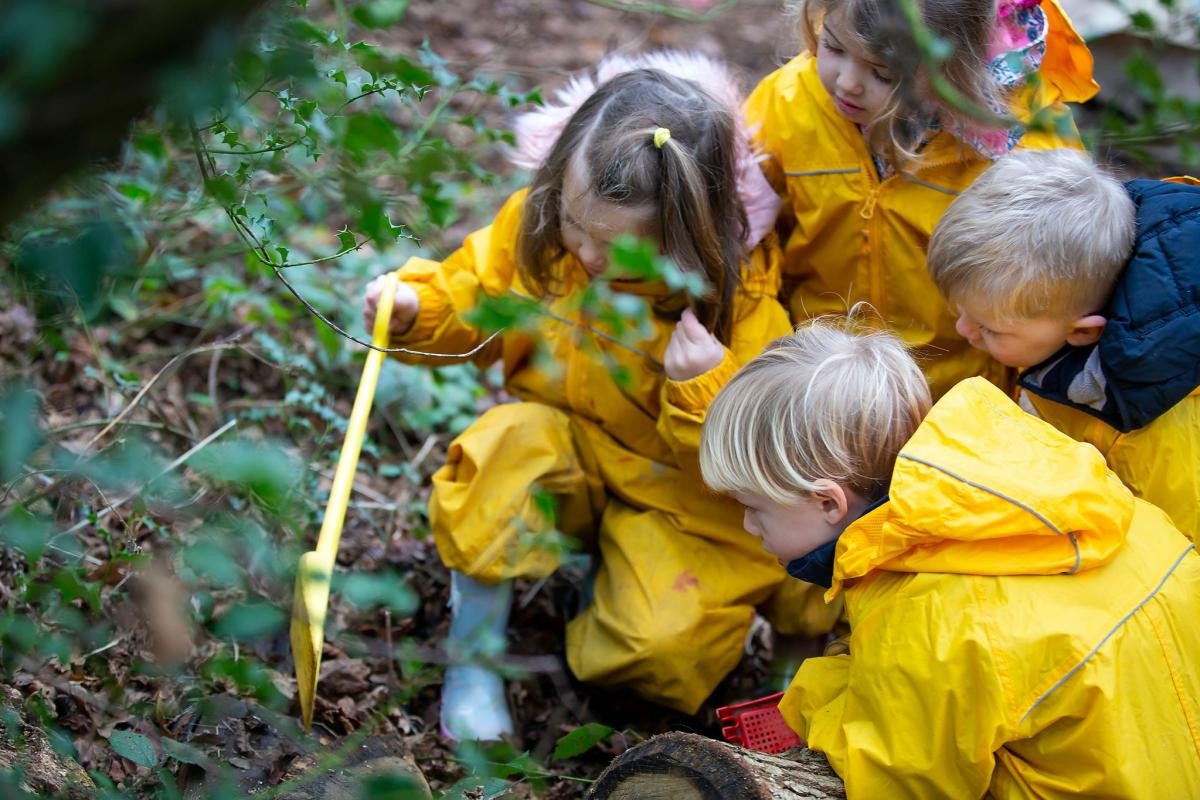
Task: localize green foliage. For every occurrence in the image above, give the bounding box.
[0,385,43,483]
[109,731,160,769]
[552,723,615,760]
[0,0,529,795]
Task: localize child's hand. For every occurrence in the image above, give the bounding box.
[363,274,420,341]
[664,308,726,381]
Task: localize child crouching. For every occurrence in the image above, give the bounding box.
[699,321,1200,798]
[927,148,1200,536]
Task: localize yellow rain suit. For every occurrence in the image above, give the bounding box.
[1023,390,1200,539]
[781,377,1200,798]
[386,190,812,713]
[744,0,1099,400]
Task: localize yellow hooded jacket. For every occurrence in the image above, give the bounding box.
[388,189,801,711]
[1023,388,1200,539]
[744,0,1099,400]
[782,378,1200,798]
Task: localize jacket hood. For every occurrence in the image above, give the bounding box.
[946,0,1099,158]
[509,50,781,250]
[1020,178,1200,432]
[831,378,1132,596]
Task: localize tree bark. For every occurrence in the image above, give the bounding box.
[0,685,95,800]
[588,731,845,800]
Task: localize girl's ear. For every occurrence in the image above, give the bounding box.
[812,479,852,526]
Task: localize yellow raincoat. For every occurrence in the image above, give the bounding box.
[386,189,811,712]
[744,0,1099,400]
[1023,389,1200,539]
[782,378,1200,798]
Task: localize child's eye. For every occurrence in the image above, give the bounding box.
[872,69,894,84]
[821,38,843,55]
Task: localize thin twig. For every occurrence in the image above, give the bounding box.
[409,434,439,471]
[208,348,223,424]
[83,339,245,451]
[315,468,392,505]
[60,419,238,538]
[583,0,746,21]
[44,419,196,441]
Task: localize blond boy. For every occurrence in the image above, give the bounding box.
[699,322,1200,798]
[928,148,1200,536]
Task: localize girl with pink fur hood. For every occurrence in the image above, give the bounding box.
[361,50,795,740]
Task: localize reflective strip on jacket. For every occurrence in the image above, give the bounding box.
[781,378,1200,798]
[743,0,1098,401]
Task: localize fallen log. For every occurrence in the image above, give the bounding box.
[588,731,845,799]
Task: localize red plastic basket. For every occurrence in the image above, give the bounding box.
[716,691,803,754]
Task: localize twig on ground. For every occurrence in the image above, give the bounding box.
[60,418,238,539]
[83,338,245,451]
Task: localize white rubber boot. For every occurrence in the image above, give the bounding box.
[439,571,514,741]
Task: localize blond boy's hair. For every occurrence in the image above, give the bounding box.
[927,149,1137,320]
[700,318,931,504]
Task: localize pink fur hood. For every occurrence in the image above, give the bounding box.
[510,50,781,251]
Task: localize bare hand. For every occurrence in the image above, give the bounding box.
[664,308,726,381]
[362,274,420,341]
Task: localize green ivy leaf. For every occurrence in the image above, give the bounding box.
[351,0,411,29]
[160,737,210,767]
[0,508,51,562]
[211,600,286,641]
[109,730,159,768]
[552,722,613,760]
[0,385,41,483]
[339,572,417,614]
[183,538,243,589]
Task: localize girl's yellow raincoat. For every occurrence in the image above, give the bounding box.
[782,378,1200,798]
[386,190,819,713]
[744,0,1099,400]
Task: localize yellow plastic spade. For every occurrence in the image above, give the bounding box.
[292,272,397,731]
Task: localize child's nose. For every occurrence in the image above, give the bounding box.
[579,239,606,274]
[837,65,864,95]
[955,312,977,339]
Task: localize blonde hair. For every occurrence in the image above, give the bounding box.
[700,317,931,504]
[927,149,1137,320]
[798,0,999,166]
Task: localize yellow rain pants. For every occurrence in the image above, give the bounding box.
[391,190,830,712]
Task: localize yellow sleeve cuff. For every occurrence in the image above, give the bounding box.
[664,349,739,413]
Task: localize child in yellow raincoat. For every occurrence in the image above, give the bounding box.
[699,322,1200,799]
[928,148,1200,537]
[745,0,1099,401]
[362,52,795,740]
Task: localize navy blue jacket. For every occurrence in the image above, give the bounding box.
[1020,179,1200,433]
